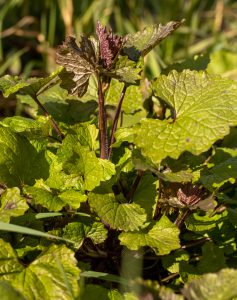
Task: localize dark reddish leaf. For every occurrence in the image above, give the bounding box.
[96,21,124,70]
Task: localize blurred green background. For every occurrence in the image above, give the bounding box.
[1,0,237,116]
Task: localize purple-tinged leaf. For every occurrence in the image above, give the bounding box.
[96,21,124,70]
[56,36,97,97]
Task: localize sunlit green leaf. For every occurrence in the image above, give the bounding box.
[0,188,28,223]
[62,221,107,248]
[89,193,146,231]
[119,216,180,255]
[0,239,80,300]
[59,140,115,191]
[24,179,86,211]
[130,70,237,164]
[104,56,142,84]
[1,116,51,138]
[0,68,63,98]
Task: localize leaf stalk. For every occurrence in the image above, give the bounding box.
[32,94,64,140]
[108,84,127,159]
[96,73,109,159]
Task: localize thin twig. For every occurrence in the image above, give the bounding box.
[153,179,162,220]
[174,209,191,229]
[161,272,179,283]
[32,94,64,140]
[182,237,211,249]
[96,73,108,159]
[128,170,144,201]
[108,84,127,159]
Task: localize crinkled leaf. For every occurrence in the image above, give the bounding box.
[123,20,183,61]
[58,190,87,206]
[105,79,143,114]
[24,184,64,211]
[1,116,51,138]
[24,180,87,211]
[56,36,97,97]
[58,69,90,98]
[104,56,142,84]
[0,238,23,279]
[0,188,28,223]
[89,193,146,231]
[68,123,99,151]
[86,221,108,244]
[0,126,49,187]
[96,21,123,70]
[62,221,107,248]
[0,239,80,300]
[45,152,84,191]
[131,70,237,164]
[59,140,115,191]
[119,215,180,255]
[182,268,237,300]
[0,68,63,98]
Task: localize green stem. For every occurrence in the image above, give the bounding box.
[97,73,108,159]
[108,84,127,159]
